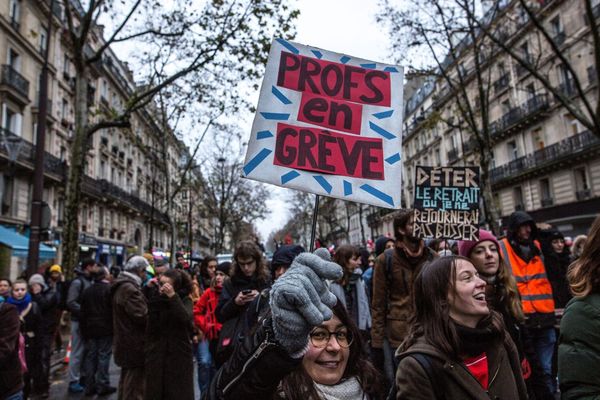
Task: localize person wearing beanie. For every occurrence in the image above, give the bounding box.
[499,211,557,395]
[460,229,554,400]
[374,236,394,257]
[270,244,305,280]
[539,227,572,309]
[29,273,60,398]
[193,263,228,395]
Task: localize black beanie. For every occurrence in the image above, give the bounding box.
[216,261,231,276]
[271,245,305,272]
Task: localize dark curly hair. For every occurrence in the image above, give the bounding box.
[162,269,192,298]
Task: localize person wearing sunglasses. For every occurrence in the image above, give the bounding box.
[207,249,383,400]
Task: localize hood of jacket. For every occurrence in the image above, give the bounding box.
[507,211,537,242]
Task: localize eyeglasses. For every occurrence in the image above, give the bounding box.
[309,329,353,348]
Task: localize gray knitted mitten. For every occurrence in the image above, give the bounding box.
[270,248,342,358]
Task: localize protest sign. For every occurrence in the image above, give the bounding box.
[243,39,404,208]
[413,166,481,241]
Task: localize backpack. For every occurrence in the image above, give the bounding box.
[386,353,445,400]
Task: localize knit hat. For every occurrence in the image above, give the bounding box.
[49,264,62,273]
[458,230,500,258]
[216,261,231,276]
[28,274,47,290]
[271,245,305,271]
[374,236,394,257]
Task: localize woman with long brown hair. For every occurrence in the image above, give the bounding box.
[394,256,527,399]
[558,215,600,399]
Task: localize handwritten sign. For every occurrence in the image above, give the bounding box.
[242,39,404,208]
[413,166,480,240]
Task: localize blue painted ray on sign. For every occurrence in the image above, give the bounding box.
[271,86,292,105]
[373,110,394,119]
[384,67,400,72]
[360,63,376,69]
[256,130,273,140]
[385,153,401,165]
[340,55,351,64]
[369,122,396,140]
[311,50,323,59]
[343,180,352,196]
[243,148,272,176]
[275,38,300,54]
[281,171,300,184]
[313,176,333,194]
[360,185,394,207]
[260,112,290,120]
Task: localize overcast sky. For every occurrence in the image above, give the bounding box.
[254,0,395,244]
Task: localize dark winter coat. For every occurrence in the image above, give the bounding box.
[31,284,60,335]
[558,293,600,399]
[80,280,113,339]
[0,302,23,399]
[144,293,194,400]
[539,235,572,309]
[371,246,436,349]
[111,271,147,368]
[19,300,43,360]
[66,271,93,321]
[395,335,528,399]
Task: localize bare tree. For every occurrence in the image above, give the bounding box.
[60,0,298,275]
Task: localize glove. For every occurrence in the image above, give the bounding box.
[270,248,343,358]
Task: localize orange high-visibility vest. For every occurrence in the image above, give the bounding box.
[499,238,555,315]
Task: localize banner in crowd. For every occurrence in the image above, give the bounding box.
[413,166,480,241]
[242,39,404,208]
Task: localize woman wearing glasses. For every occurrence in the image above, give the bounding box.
[207,249,383,399]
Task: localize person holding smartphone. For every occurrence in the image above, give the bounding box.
[214,241,271,366]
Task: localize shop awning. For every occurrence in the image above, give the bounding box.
[0,225,57,259]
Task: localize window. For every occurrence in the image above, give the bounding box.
[533,128,545,150]
[540,178,552,203]
[513,187,524,210]
[550,16,562,35]
[9,0,20,28]
[63,54,70,75]
[497,62,506,77]
[59,146,66,161]
[520,42,530,62]
[501,99,511,113]
[0,175,14,216]
[564,114,579,135]
[526,83,536,99]
[574,167,589,191]
[2,104,23,136]
[61,98,68,120]
[100,159,106,179]
[39,26,48,54]
[507,141,519,161]
[7,49,20,70]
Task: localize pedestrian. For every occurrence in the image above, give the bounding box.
[29,273,59,398]
[111,256,148,400]
[0,294,24,400]
[363,236,394,302]
[330,244,372,334]
[539,227,572,309]
[0,277,12,297]
[199,256,218,291]
[570,234,587,262]
[498,211,557,394]
[66,258,99,393]
[45,265,65,354]
[193,263,228,396]
[214,241,270,366]
[144,269,194,400]
[459,230,554,400]
[370,210,436,388]
[558,215,600,399]
[8,279,42,399]
[393,256,528,399]
[270,244,305,281]
[80,267,116,396]
[207,248,383,399]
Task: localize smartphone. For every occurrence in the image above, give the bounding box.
[242,289,252,295]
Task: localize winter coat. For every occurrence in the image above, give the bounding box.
[371,246,436,349]
[31,284,60,335]
[66,271,93,321]
[144,292,194,400]
[330,270,371,331]
[111,271,147,368]
[0,302,23,399]
[539,241,572,309]
[18,300,42,359]
[558,293,600,399]
[80,280,113,339]
[395,335,528,399]
[194,287,222,340]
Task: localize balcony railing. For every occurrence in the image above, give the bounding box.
[489,94,549,137]
[1,128,67,177]
[490,130,600,185]
[1,65,30,99]
[541,197,554,207]
[576,189,592,201]
[493,74,510,94]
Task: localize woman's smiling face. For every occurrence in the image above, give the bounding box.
[448,259,489,328]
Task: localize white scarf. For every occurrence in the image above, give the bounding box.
[314,377,366,400]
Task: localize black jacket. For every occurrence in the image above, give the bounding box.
[539,229,572,309]
[31,285,60,334]
[80,280,113,339]
[0,302,23,399]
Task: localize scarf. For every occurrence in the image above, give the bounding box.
[397,239,425,263]
[453,317,500,357]
[314,377,366,400]
[7,293,32,314]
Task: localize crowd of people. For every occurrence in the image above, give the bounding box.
[0,208,599,400]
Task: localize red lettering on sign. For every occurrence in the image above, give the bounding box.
[274,123,384,180]
[277,52,391,107]
[298,92,363,135]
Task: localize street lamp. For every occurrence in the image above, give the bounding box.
[2,134,24,163]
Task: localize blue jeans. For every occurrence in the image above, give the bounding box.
[82,336,113,391]
[68,320,84,384]
[529,326,557,393]
[196,339,214,395]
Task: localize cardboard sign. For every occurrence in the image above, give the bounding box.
[413,166,480,241]
[242,39,404,208]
